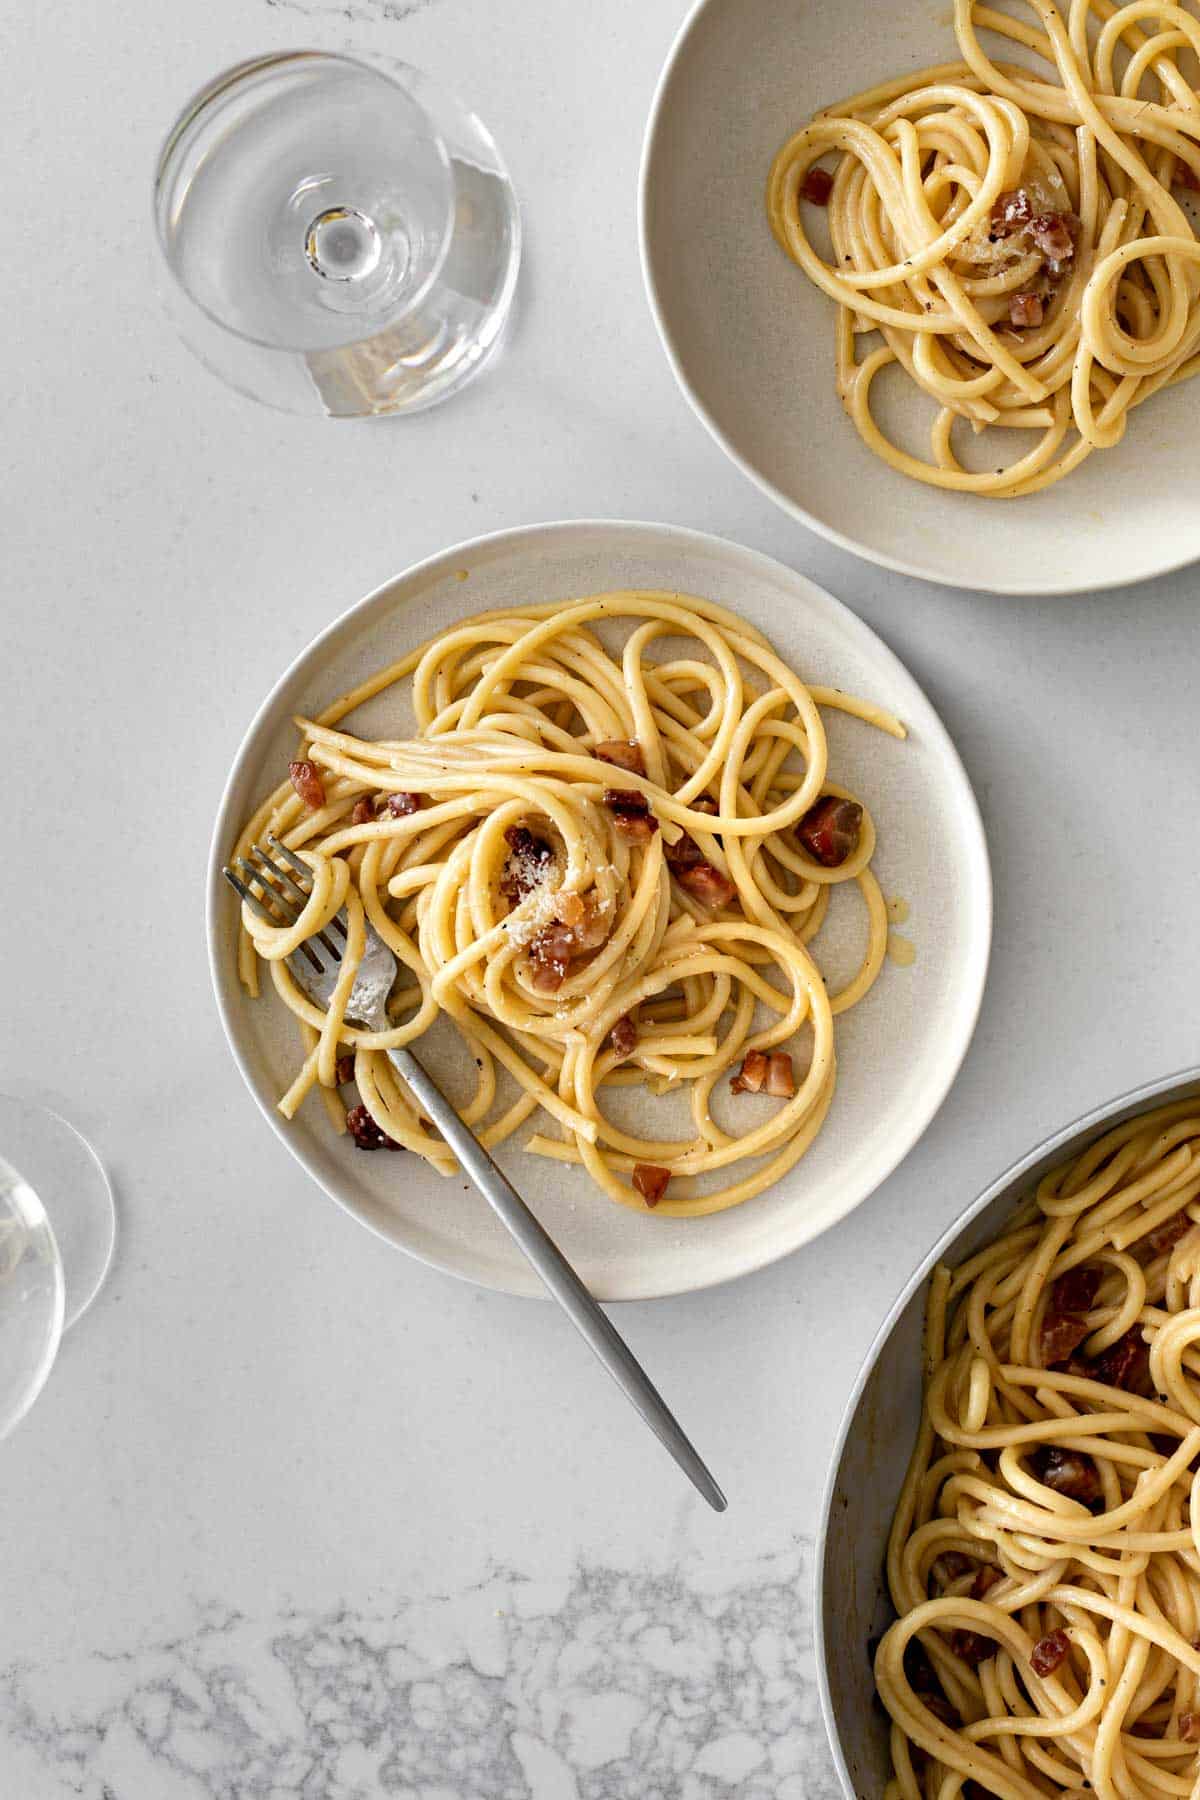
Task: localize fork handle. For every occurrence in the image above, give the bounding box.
[386,1045,727,1513]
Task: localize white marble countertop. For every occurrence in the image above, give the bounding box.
[4,1,1199,1795]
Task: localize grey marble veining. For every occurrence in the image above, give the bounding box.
[262,0,436,21]
[0,1548,838,1800]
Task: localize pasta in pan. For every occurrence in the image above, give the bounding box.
[230,591,905,1217]
[876,1098,1200,1798]
[767,0,1200,496]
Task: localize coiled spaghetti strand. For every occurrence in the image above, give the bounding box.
[878,1100,1200,1793]
[768,0,1200,495]
[232,592,905,1215]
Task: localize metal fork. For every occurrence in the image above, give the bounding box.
[225,835,727,1512]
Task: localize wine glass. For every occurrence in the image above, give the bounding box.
[0,1097,116,1439]
[153,50,522,416]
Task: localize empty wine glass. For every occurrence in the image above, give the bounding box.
[0,1097,116,1439]
[154,50,522,416]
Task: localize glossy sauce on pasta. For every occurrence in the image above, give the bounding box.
[877,1098,1200,1798]
[768,0,1200,496]
[231,591,905,1217]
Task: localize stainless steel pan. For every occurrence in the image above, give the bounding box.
[814,1065,1200,1797]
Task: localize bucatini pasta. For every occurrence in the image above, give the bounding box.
[230,590,906,1217]
[768,0,1200,495]
[876,1098,1200,1798]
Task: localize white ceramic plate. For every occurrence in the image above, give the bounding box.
[207,520,991,1299]
[640,0,1200,595]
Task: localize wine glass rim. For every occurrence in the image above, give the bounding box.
[151,48,461,357]
[0,1094,116,1331]
[0,1143,66,1437]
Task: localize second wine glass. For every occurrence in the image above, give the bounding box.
[154,51,522,417]
[0,1097,116,1439]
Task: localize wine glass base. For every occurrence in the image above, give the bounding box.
[0,1097,116,1330]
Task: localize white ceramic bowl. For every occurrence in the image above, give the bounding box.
[640,0,1200,595]
[207,520,991,1300]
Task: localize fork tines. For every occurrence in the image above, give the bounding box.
[222,835,346,968]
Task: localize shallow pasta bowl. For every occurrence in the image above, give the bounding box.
[640,0,1200,594]
[207,519,990,1301]
[815,1062,1200,1795]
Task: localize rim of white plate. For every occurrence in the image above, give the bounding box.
[207,518,992,1300]
[637,0,1200,598]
